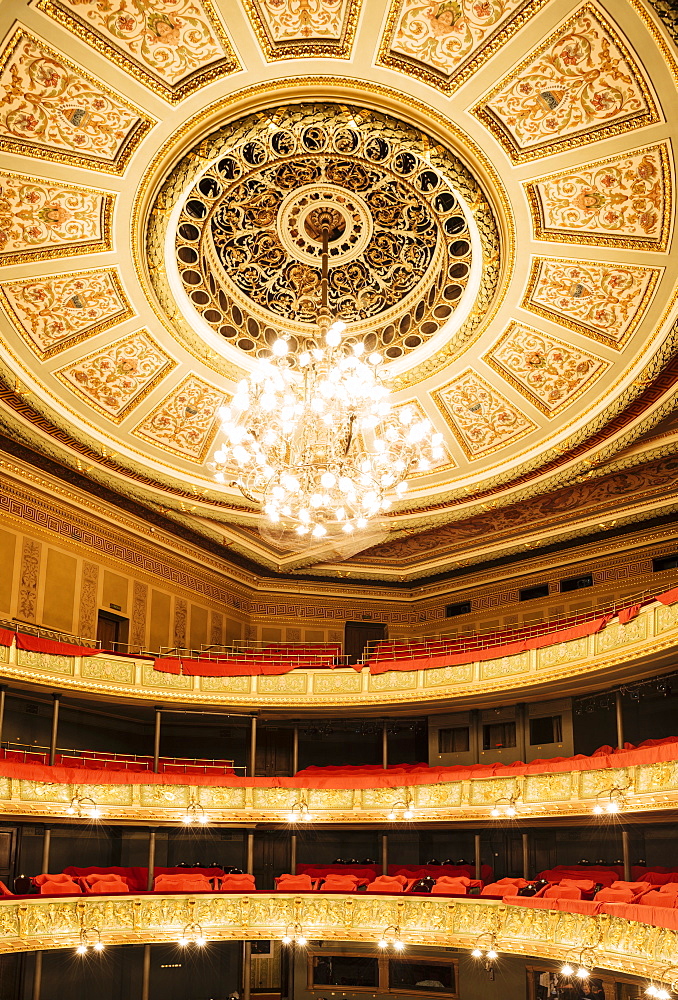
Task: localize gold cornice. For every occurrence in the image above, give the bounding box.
[0,892,672,983]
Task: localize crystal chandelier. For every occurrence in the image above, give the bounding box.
[209,208,443,548]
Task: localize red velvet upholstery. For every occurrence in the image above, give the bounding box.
[559,879,596,891]
[431,878,470,895]
[34,873,81,895]
[0,880,14,896]
[83,874,129,893]
[481,879,526,896]
[220,875,256,892]
[595,887,635,903]
[658,883,678,895]
[366,876,407,893]
[319,876,360,892]
[638,890,678,907]
[544,885,582,900]
[275,874,313,891]
[153,874,212,892]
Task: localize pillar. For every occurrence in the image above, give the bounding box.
[48,694,60,766]
[522,832,530,880]
[615,690,625,750]
[290,833,297,875]
[141,944,151,1000]
[246,832,254,875]
[153,708,161,773]
[243,942,252,1000]
[0,685,7,748]
[381,833,388,876]
[382,722,388,770]
[249,716,257,777]
[32,953,42,1000]
[474,833,481,880]
[146,830,156,891]
[40,828,51,874]
[622,829,631,882]
[292,726,298,776]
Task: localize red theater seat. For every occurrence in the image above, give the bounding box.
[34,873,82,895]
[153,874,212,893]
[82,874,129,894]
[319,876,360,892]
[275,874,313,891]
[594,887,635,903]
[431,877,471,895]
[481,879,526,897]
[544,885,581,900]
[639,890,678,907]
[220,875,256,892]
[366,876,407,893]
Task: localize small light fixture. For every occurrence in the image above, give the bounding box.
[67,791,101,820]
[75,928,104,955]
[645,965,678,1000]
[282,923,307,946]
[471,934,498,966]
[591,781,631,816]
[560,944,599,982]
[182,799,208,826]
[377,926,404,951]
[177,922,207,947]
[286,800,313,824]
[490,792,519,818]
[387,793,414,822]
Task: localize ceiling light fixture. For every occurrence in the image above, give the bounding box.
[182,799,209,825]
[282,922,307,947]
[178,922,207,947]
[591,781,631,816]
[387,793,415,822]
[490,792,519,818]
[286,799,313,824]
[209,208,442,549]
[75,927,104,956]
[378,925,404,950]
[67,791,101,820]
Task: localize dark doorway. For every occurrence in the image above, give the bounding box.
[96,610,129,652]
[344,621,387,665]
[256,725,293,776]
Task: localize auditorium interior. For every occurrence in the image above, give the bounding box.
[0,0,677,996]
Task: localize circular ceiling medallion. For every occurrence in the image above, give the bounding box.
[148,102,500,367]
[277,184,373,267]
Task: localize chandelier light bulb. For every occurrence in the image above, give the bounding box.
[403,808,414,820]
[471,948,483,958]
[486,950,498,961]
[76,943,88,956]
[606,801,619,813]
[646,988,659,998]
[296,936,308,947]
[182,814,193,825]
[195,936,207,947]
[378,939,388,949]
[491,808,500,817]
[576,967,590,979]
[592,804,603,815]
[282,935,292,945]
[506,806,516,817]
[198,813,209,825]
[657,989,672,1000]
[178,937,189,947]
[560,964,574,977]
[93,941,104,953]
[393,940,405,952]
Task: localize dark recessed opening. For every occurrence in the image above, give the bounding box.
[483,721,516,750]
[445,601,471,618]
[560,574,593,592]
[529,715,563,745]
[653,554,678,572]
[438,726,470,754]
[520,583,550,601]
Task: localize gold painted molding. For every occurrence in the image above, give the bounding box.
[3,746,678,824]
[1,600,677,709]
[0,892,671,983]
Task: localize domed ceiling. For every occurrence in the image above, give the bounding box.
[0,0,676,581]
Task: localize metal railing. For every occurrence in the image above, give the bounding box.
[362,587,658,662]
[0,742,246,775]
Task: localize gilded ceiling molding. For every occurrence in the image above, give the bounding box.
[35,0,240,104]
[473,3,660,164]
[0,892,671,983]
[240,0,362,60]
[377,0,549,95]
[524,142,673,251]
[0,171,113,266]
[0,26,154,173]
[0,268,134,361]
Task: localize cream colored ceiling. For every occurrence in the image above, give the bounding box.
[0,0,676,579]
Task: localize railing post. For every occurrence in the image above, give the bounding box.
[382,721,388,770]
[246,832,254,875]
[146,829,156,891]
[290,833,297,875]
[153,708,161,773]
[243,942,252,1000]
[381,833,388,875]
[48,694,60,766]
[474,833,481,880]
[522,832,530,880]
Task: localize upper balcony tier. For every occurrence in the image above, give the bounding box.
[1,588,677,709]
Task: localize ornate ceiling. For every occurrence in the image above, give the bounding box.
[0,0,676,582]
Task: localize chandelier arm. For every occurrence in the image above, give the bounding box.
[231,481,259,504]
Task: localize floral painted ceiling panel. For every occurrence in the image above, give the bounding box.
[0,171,112,265]
[0,268,132,360]
[242,0,361,59]
[36,0,239,102]
[434,369,537,459]
[526,144,671,250]
[0,27,152,171]
[54,329,176,421]
[132,374,226,461]
[484,321,609,416]
[474,3,659,162]
[523,257,661,349]
[380,0,547,91]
